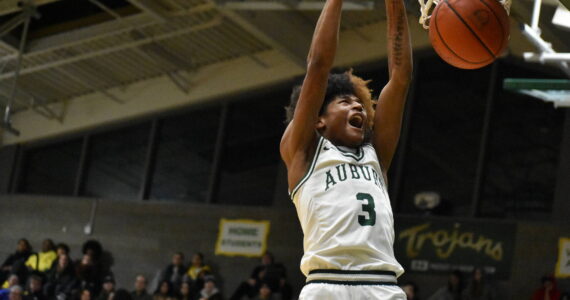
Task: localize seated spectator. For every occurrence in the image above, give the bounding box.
[80,289,93,300]
[160,253,186,291]
[0,275,19,300]
[50,244,71,270]
[186,253,211,294]
[131,275,152,300]
[532,275,561,300]
[76,254,102,297]
[230,252,291,300]
[1,240,33,286]
[401,281,420,300]
[186,253,211,282]
[96,276,115,300]
[25,240,57,276]
[8,286,23,300]
[24,275,46,300]
[152,281,176,300]
[428,270,463,300]
[178,282,192,300]
[253,283,275,300]
[81,240,113,285]
[44,254,78,300]
[198,276,221,300]
[462,268,496,300]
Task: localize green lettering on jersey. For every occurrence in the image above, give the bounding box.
[356,192,376,226]
[360,165,372,181]
[349,164,360,179]
[336,164,347,181]
[325,170,337,191]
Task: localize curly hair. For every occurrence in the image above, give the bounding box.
[285,69,376,130]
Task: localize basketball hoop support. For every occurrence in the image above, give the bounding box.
[520,0,570,78]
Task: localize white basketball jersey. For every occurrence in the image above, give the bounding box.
[291,136,404,277]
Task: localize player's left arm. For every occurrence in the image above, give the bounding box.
[373,0,413,177]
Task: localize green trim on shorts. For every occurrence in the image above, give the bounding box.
[306,280,398,286]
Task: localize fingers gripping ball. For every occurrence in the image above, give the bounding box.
[429,0,510,69]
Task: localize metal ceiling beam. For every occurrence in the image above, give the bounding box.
[0,17,221,81]
[0,4,214,62]
[221,1,375,10]
[219,9,309,68]
[126,0,169,22]
[0,0,60,17]
[89,0,195,93]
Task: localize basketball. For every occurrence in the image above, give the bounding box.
[429,0,510,69]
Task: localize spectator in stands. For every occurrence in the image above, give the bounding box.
[96,276,115,300]
[428,270,464,300]
[198,276,221,300]
[178,281,192,300]
[80,289,93,300]
[230,252,291,300]
[152,281,176,300]
[161,253,186,291]
[24,275,46,300]
[1,239,33,285]
[463,268,496,300]
[0,275,19,300]
[131,275,151,300]
[252,283,274,300]
[531,275,561,300]
[81,240,113,284]
[56,245,70,258]
[401,281,420,300]
[50,244,71,272]
[25,239,57,276]
[186,253,211,295]
[8,286,23,300]
[44,254,78,300]
[76,254,101,297]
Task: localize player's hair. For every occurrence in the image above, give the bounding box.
[285,69,375,130]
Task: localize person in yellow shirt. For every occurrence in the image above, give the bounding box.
[25,239,57,274]
[186,253,211,282]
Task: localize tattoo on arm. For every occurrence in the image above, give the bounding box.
[391,0,405,66]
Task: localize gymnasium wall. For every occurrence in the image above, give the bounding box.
[2,190,570,299]
[0,179,307,297]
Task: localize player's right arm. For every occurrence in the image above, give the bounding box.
[280,0,343,190]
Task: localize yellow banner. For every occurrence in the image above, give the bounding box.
[556,237,570,278]
[215,218,270,257]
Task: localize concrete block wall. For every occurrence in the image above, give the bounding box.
[0,195,305,297]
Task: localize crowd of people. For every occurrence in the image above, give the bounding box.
[0,239,292,300]
[2,238,568,300]
[401,268,569,300]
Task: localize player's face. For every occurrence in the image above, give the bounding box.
[317,94,367,148]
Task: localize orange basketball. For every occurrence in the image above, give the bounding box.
[429,0,510,69]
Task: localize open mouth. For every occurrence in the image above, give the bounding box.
[348,114,364,129]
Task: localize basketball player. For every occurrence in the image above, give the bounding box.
[279,0,412,297]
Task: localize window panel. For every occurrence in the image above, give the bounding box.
[19,139,82,196]
[150,107,221,202]
[83,123,150,200]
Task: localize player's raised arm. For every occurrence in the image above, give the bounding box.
[280,0,343,169]
[373,0,413,174]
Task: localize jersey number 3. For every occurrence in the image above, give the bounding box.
[356,192,376,226]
